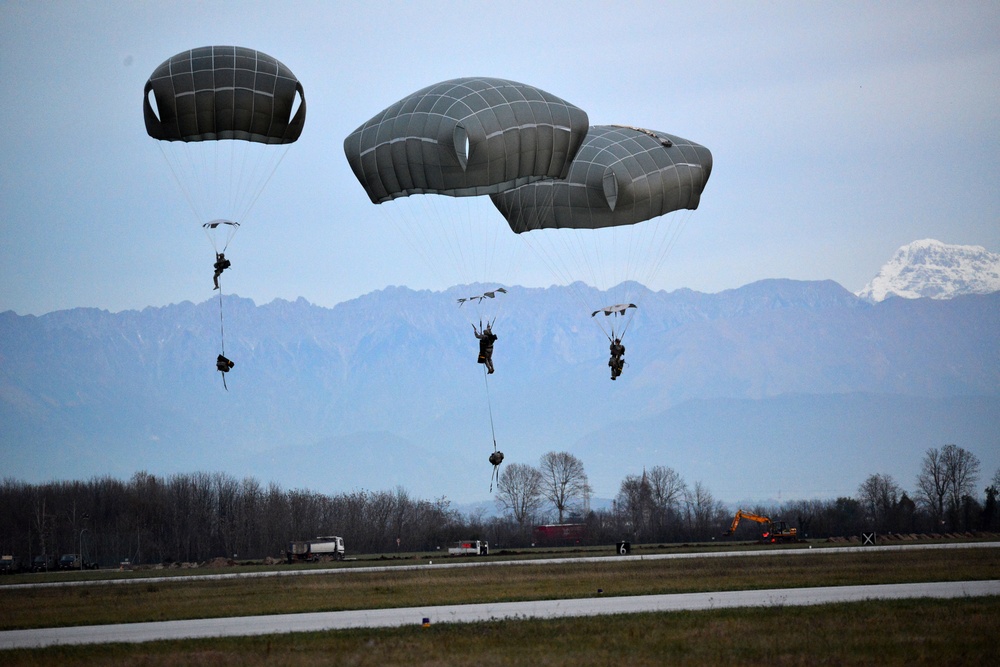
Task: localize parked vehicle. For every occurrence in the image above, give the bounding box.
[0,555,22,574]
[58,553,98,570]
[59,553,81,570]
[32,554,54,572]
[448,540,488,556]
[287,536,345,563]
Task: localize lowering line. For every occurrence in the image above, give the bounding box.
[483,365,504,491]
[218,278,229,391]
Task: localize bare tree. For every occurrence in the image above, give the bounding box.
[682,481,726,539]
[941,444,981,514]
[917,444,982,531]
[261,481,290,558]
[232,476,263,558]
[495,463,544,526]
[389,487,414,551]
[616,473,653,541]
[857,473,902,532]
[538,451,589,523]
[646,466,687,539]
[213,472,241,559]
[32,494,53,561]
[985,480,999,532]
[915,447,948,528]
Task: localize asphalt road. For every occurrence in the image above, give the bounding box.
[2,579,998,649]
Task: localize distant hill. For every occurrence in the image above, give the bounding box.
[1,280,998,504]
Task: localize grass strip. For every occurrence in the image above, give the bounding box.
[1,547,996,630]
[2,597,998,666]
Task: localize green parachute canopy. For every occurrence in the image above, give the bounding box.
[343,77,590,204]
[142,46,307,232]
[144,45,306,144]
[491,125,712,232]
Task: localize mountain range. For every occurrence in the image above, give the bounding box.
[1,241,998,505]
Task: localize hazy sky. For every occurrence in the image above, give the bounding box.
[2,1,999,316]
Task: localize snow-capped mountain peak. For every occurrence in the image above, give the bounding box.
[857,239,1000,302]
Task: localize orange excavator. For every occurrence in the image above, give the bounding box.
[724,509,799,544]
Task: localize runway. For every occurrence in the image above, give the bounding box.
[5,540,998,591]
[3,542,998,649]
[2,579,998,649]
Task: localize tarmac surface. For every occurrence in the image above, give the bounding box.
[2,580,998,649]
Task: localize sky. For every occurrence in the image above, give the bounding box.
[2,1,999,317]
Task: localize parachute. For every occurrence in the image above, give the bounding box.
[144,45,305,144]
[592,303,637,318]
[344,76,589,204]
[202,219,240,254]
[457,287,507,306]
[144,45,306,234]
[343,76,589,326]
[492,125,712,232]
[145,46,306,387]
[491,124,712,347]
[344,77,588,471]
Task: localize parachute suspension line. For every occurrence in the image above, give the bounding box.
[615,312,636,343]
[514,187,622,342]
[447,194,520,304]
[482,363,498,453]
[218,281,229,391]
[521,230,590,300]
[631,208,691,299]
[218,287,226,356]
[470,195,516,326]
[644,208,693,288]
[203,223,239,254]
[158,138,292,235]
[220,229,235,254]
[157,141,204,225]
[601,208,689,344]
[233,143,293,226]
[379,194,514,328]
[482,364,503,491]
[581,210,689,342]
[378,199,435,284]
[379,194,466,289]
[513,175,693,336]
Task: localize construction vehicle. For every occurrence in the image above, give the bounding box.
[724,509,799,544]
[286,536,345,563]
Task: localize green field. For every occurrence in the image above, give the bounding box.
[2,543,998,665]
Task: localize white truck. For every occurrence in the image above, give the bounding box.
[287,536,345,562]
[448,540,488,556]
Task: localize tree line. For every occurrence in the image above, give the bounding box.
[1,446,996,567]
